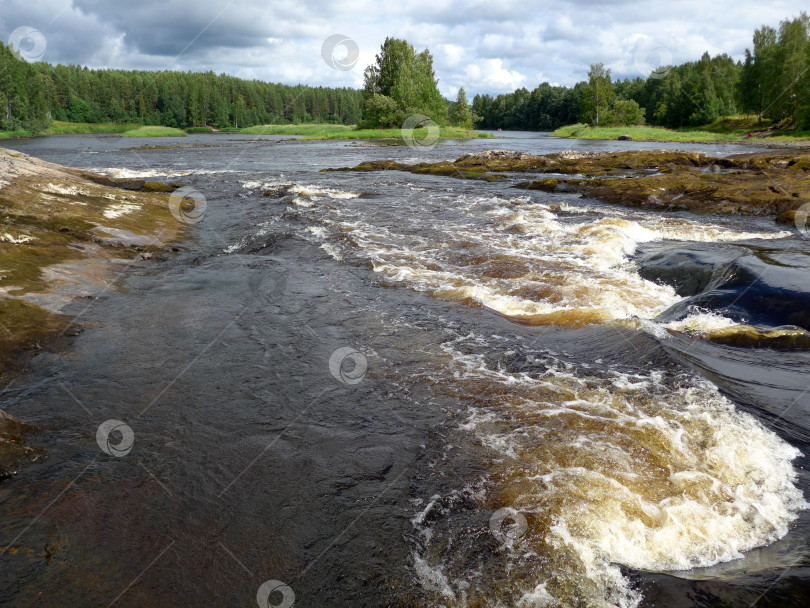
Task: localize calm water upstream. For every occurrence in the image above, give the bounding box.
[1,133,810,608]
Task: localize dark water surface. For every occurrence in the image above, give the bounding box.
[1,133,809,608]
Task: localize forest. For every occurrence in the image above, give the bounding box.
[475,12,809,131]
[0,41,364,132]
[0,12,807,134]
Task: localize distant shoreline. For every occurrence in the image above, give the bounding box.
[1,121,495,142]
[552,123,810,147]
[5,121,808,148]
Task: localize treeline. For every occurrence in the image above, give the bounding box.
[476,12,809,131]
[472,83,582,130]
[738,14,810,126]
[0,40,363,132]
[0,42,52,132]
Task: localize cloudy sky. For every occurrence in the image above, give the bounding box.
[0,0,801,97]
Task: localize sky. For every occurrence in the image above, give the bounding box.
[0,0,802,97]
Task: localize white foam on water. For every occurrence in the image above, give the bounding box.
[289,184,360,199]
[412,554,457,600]
[417,338,808,607]
[303,192,792,327]
[517,583,557,607]
[188,168,244,175]
[241,179,267,189]
[320,242,344,261]
[292,196,315,207]
[241,179,359,199]
[664,311,740,333]
[98,168,191,178]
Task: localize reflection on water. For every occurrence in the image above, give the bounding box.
[0,134,809,608]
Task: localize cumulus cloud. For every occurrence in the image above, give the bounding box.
[0,0,802,96]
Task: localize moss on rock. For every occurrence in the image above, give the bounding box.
[328,148,810,219]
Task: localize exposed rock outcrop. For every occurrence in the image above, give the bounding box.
[0,147,189,476]
[327,149,810,217]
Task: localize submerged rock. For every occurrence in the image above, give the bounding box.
[0,147,188,473]
[329,148,810,219]
[0,409,45,479]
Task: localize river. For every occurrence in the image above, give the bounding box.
[1,132,809,607]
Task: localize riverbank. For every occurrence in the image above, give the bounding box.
[0,148,189,475]
[553,124,740,142]
[1,122,492,141]
[121,126,188,137]
[240,123,493,140]
[0,121,142,139]
[553,123,810,146]
[328,148,810,218]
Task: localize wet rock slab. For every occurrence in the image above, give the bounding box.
[0,147,188,471]
[328,149,810,217]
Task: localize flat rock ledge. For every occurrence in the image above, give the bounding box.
[0,147,189,476]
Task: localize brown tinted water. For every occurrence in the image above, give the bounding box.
[1,133,809,608]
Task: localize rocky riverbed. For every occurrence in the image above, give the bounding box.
[328,148,810,219]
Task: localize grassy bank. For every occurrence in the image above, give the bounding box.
[3,122,162,138]
[121,126,188,137]
[554,124,741,142]
[768,131,810,141]
[0,129,32,139]
[240,123,492,140]
[240,124,355,137]
[49,120,142,134]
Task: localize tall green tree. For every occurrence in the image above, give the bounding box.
[362,37,447,127]
[450,87,473,128]
[773,13,809,122]
[580,63,613,126]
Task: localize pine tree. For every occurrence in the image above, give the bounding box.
[450,87,473,128]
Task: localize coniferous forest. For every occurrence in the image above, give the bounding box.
[1,12,808,134]
[0,41,363,132]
